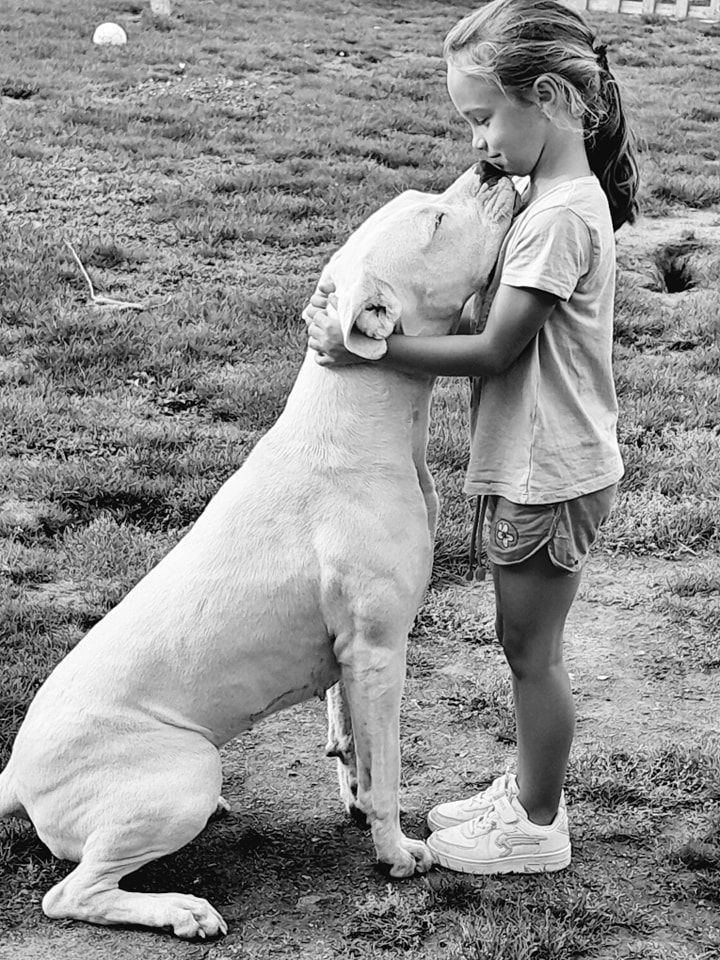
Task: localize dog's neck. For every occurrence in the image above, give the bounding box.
[265,352,435,468]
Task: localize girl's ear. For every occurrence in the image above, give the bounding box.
[531,75,562,117]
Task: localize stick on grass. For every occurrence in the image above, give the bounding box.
[63,239,160,311]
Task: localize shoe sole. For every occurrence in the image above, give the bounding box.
[427,840,572,875]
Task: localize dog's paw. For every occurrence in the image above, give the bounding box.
[386,837,434,878]
[165,895,228,939]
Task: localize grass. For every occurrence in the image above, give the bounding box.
[441,676,517,744]
[653,560,720,672]
[344,885,436,952]
[447,884,650,960]
[1,0,719,956]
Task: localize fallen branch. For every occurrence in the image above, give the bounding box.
[63,239,168,311]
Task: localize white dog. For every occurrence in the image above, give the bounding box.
[0,165,515,938]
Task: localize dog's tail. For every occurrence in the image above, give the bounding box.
[0,766,26,821]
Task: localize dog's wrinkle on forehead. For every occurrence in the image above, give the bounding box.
[335,227,419,277]
[375,204,435,234]
[406,207,442,237]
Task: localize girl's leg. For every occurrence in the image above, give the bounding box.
[493,546,581,825]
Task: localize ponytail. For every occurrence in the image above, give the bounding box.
[585,55,640,231]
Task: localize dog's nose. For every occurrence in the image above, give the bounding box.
[475,159,505,186]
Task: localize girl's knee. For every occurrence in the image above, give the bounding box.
[500,628,565,679]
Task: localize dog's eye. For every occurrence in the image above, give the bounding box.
[434,212,446,231]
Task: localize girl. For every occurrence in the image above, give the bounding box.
[304,0,639,875]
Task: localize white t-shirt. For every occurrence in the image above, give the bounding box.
[464,175,624,504]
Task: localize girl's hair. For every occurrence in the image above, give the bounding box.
[444,0,639,231]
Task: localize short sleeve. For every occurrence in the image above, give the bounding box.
[500,206,593,301]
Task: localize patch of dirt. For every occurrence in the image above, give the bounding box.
[569,556,720,747]
[2,552,717,959]
[615,208,720,294]
[617,209,720,250]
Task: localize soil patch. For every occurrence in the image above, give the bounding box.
[1,552,718,959]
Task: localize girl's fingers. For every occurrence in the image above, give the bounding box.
[302,293,331,325]
[307,323,326,353]
[303,301,330,324]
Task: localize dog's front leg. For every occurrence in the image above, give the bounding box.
[335,636,432,877]
[412,396,440,540]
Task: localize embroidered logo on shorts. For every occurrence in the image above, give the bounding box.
[494,519,519,550]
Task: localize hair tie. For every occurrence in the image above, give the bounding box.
[593,42,609,73]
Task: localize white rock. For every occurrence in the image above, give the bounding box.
[92,22,127,45]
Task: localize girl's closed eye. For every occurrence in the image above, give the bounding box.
[465,112,489,127]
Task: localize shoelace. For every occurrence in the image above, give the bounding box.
[462,793,517,838]
[463,807,500,838]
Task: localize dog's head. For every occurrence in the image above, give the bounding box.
[322,165,517,360]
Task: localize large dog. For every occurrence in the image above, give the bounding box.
[0,166,515,938]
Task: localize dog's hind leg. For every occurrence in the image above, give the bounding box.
[335,633,433,878]
[41,738,226,938]
[325,682,365,827]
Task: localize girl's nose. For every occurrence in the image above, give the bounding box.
[472,130,487,151]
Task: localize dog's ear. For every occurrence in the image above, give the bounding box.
[337,275,402,360]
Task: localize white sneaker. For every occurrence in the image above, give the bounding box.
[427,793,571,875]
[427,772,518,832]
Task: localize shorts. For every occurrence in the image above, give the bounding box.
[483,484,618,573]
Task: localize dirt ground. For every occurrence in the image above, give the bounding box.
[1,550,717,960]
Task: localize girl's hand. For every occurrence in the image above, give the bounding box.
[307,298,363,366]
[303,279,365,367]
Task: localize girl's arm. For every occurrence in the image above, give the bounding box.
[306,284,559,377]
[381,284,559,377]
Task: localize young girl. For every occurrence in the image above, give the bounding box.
[304,0,639,874]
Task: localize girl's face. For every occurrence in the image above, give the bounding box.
[447,65,549,178]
